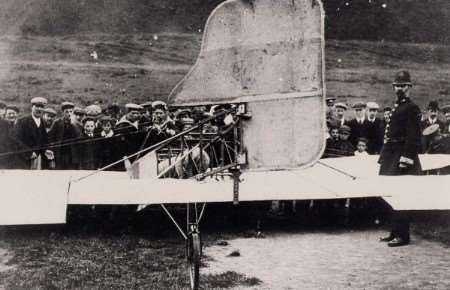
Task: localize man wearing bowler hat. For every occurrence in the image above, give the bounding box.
[378,70,422,247]
[11,97,54,169]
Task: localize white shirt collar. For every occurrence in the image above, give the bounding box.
[368,116,376,122]
[32,114,41,127]
[356,117,365,123]
[101,130,114,138]
[428,116,437,124]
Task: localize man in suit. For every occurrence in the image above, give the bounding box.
[10,97,54,169]
[115,103,144,167]
[347,102,370,147]
[49,102,81,169]
[333,102,348,127]
[365,102,384,154]
[378,70,422,247]
[421,101,444,131]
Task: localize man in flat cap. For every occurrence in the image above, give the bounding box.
[379,70,422,247]
[139,101,153,128]
[421,101,444,131]
[4,105,19,125]
[333,102,348,127]
[10,97,54,169]
[365,102,384,154]
[147,100,176,143]
[347,102,369,147]
[42,107,57,133]
[48,102,81,170]
[115,103,144,168]
[0,105,19,168]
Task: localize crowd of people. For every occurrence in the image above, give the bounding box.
[323,98,450,159]
[0,98,225,171]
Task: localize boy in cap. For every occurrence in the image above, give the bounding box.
[10,97,54,169]
[75,116,98,170]
[365,102,384,154]
[322,120,341,158]
[97,115,119,169]
[336,125,355,157]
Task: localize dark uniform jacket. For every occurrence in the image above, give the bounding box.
[10,115,50,169]
[48,118,81,169]
[366,118,384,154]
[378,98,422,175]
[346,118,370,147]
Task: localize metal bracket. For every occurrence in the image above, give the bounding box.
[236,103,252,118]
[229,167,241,205]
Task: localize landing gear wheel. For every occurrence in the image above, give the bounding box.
[187,231,201,290]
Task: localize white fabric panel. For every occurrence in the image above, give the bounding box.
[0,170,69,225]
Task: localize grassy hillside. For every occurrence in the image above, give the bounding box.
[1,34,450,112]
[2,0,450,44]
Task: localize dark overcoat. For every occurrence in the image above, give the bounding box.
[10,115,49,169]
[378,98,422,176]
[346,118,370,147]
[48,118,81,169]
[366,118,384,154]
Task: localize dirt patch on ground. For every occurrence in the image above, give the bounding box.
[204,229,450,290]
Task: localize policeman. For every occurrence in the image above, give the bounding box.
[378,70,422,247]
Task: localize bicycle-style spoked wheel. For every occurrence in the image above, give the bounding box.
[187,231,201,290]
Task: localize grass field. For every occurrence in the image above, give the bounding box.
[1,34,450,112]
[1,33,450,288]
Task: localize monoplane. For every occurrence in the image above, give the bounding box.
[1,1,450,289]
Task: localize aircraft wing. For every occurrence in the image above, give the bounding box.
[1,154,450,225]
